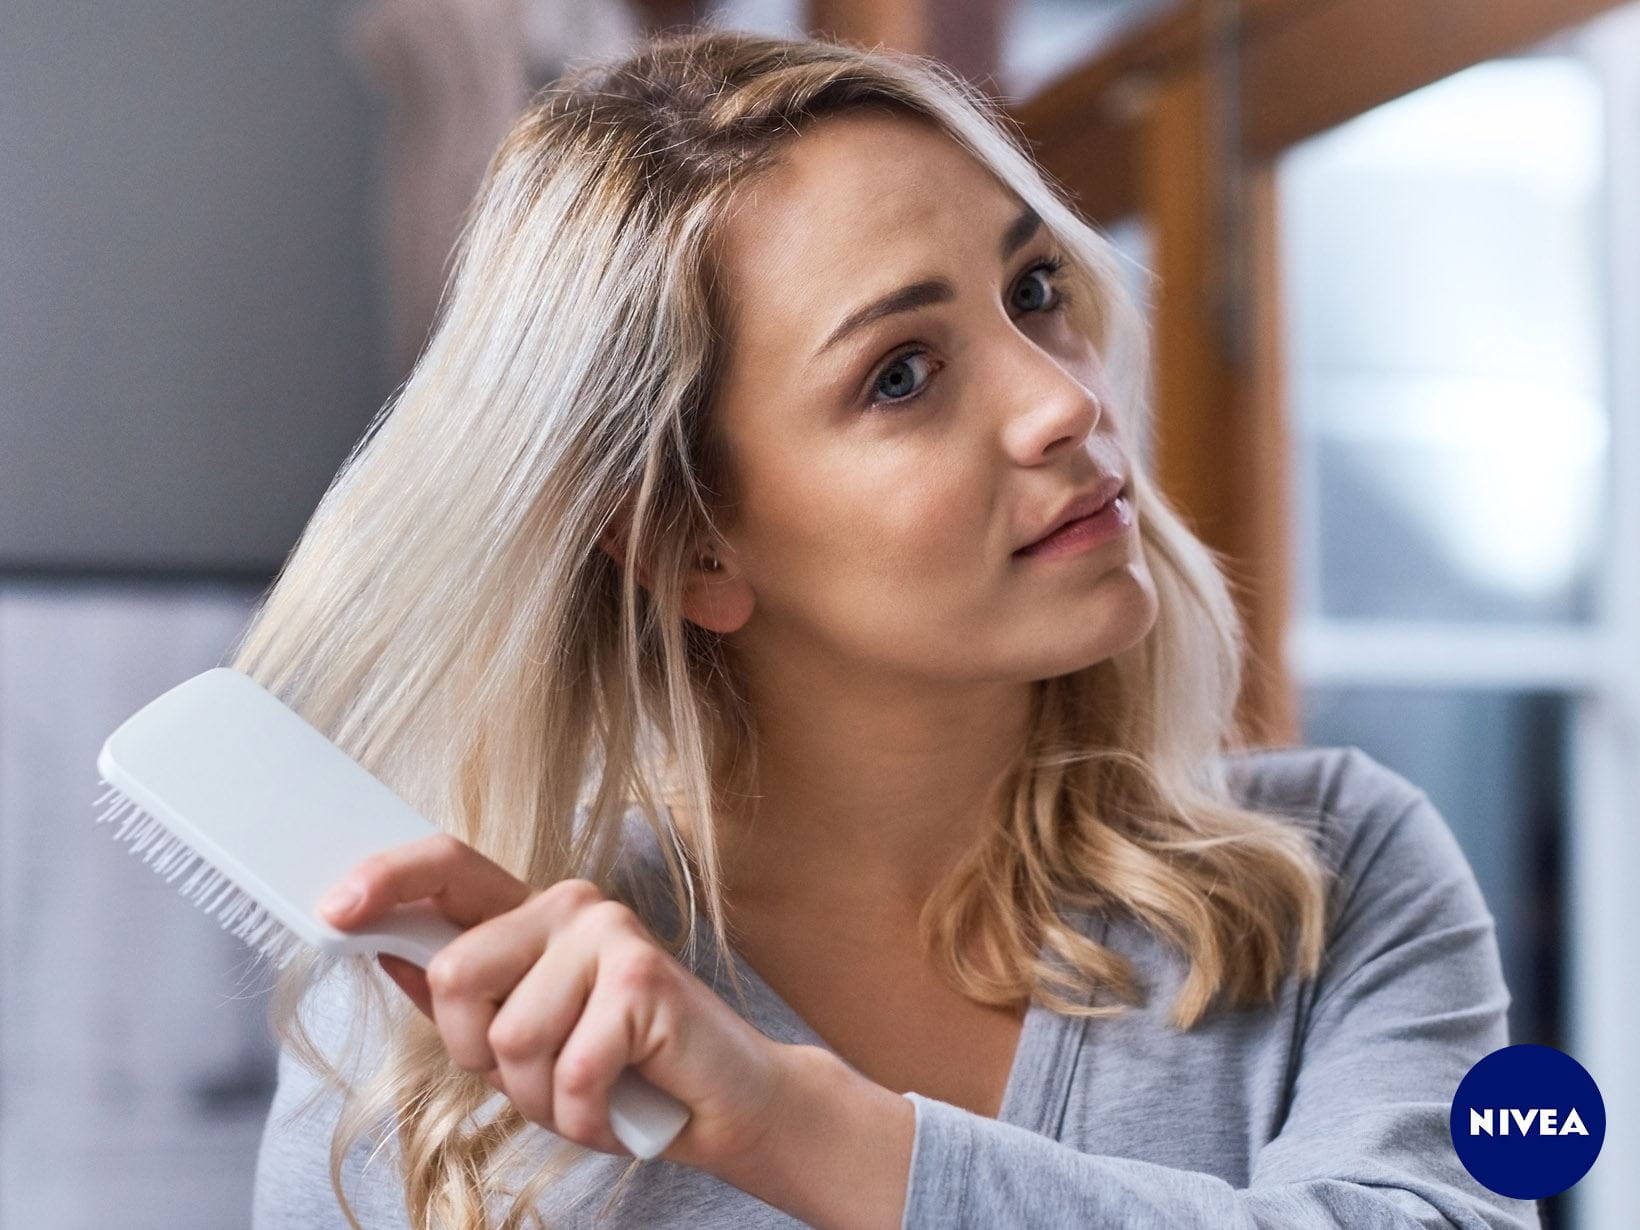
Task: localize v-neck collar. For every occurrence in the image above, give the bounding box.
[694,902,1109,1139]
[616,811,1110,1137]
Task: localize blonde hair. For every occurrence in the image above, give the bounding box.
[230,24,1331,1229]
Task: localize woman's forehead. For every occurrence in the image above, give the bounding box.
[714,113,1027,355]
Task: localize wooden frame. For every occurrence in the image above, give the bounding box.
[1010,0,1633,225]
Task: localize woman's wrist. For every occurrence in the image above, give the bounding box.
[707,1043,914,1230]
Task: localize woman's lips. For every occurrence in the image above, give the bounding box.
[1014,489,1132,560]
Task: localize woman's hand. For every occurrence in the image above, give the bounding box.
[316,833,807,1174]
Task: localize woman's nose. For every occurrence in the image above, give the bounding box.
[994,342,1104,462]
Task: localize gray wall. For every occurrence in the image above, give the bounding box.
[0,1,391,574]
[0,3,395,1224]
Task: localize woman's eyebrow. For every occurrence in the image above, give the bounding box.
[999,205,1043,263]
[811,204,1044,362]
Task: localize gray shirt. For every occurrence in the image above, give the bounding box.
[252,744,1544,1228]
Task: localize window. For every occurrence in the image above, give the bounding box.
[1279,16,1640,1226]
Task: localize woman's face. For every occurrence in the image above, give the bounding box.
[698,109,1158,688]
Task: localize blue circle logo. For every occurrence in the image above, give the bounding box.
[1450,1044,1604,1200]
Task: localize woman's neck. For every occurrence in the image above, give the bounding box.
[708,687,1033,915]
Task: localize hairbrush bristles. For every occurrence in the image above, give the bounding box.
[93,778,307,969]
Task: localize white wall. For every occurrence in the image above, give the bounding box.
[0,580,274,1227]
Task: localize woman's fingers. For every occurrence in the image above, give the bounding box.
[423,915,552,1072]
[419,879,615,1070]
[380,949,542,1104]
[333,861,638,1088]
[484,926,601,1126]
[325,848,737,1159]
[319,832,532,930]
[551,941,677,1155]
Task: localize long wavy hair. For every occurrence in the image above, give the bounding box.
[229,24,1331,1230]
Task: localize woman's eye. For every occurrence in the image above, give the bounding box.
[862,257,1069,411]
[869,350,935,406]
[1010,260,1066,314]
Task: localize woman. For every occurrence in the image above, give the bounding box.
[243,27,1538,1230]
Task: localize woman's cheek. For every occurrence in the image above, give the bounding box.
[908,482,992,572]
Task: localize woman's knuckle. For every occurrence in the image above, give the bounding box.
[612,942,669,992]
[425,950,475,996]
[488,1018,536,1060]
[431,832,468,861]
[555,1051,599,1095]
[586,898,637,931]
[553,878,605,908]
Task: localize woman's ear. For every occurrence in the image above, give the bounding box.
[596,519,753,634]
[681,542,754,634]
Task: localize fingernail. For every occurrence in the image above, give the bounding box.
[319,881,363,919]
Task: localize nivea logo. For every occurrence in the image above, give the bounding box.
[1449,1045,1604,1200]
[1467,1107,1589,1136]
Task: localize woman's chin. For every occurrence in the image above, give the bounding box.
[1023,577,1159,677]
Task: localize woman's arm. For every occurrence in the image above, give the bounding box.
[722,782,1544,1230]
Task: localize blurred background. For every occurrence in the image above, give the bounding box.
[1,0,1634,1225]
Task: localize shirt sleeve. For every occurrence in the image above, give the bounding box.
[897,780,1545,1229]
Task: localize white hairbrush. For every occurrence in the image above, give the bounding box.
[92,666,690,1161]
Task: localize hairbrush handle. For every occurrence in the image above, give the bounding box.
[366,902,691,1160]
